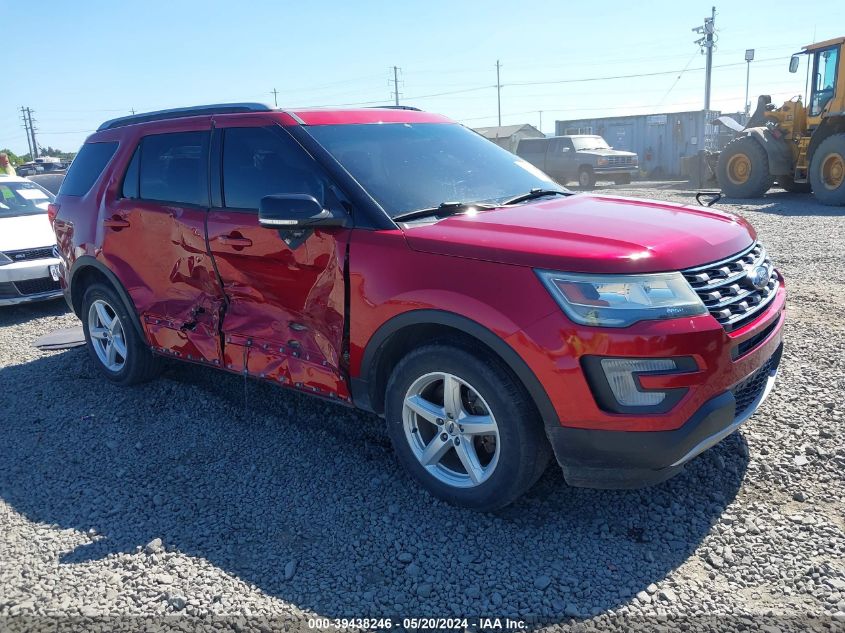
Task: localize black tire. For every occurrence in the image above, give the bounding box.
[717,136,773,197]
[778,174,811,193]
[613,174,632,185]
[809,133,845,206]
[81,283,162,385]
[578,167,596,190]
[385,343,551,512]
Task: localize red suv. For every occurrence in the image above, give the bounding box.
[52,104,784,510]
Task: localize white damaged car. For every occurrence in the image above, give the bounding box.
[0,175,62,305]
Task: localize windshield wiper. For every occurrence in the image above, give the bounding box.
[393,201,497,223]
[503,188,572,205]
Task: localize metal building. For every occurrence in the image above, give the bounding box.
[554,110,735,179]
[474,124,544,153]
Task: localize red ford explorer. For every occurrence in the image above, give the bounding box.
[52,104,784,510]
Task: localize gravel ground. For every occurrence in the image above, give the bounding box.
[0,183,843,632]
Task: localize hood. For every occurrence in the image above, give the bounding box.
[402,194,755,274]
[0,213,56,252]
[578,148,637,157]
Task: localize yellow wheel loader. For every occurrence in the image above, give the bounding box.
[716,37,845,205]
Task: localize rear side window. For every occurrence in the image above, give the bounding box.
[139,131,209,206]
[516,139,546,160]
[58,141,118,196]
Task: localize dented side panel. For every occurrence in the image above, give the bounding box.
[103,199,225,364]
[207,209,351,400]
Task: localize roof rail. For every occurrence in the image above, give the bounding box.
[96,103,273,131]
[367,105,422,111]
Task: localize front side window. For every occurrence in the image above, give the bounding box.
[307,123,561,217]
[222,126,338,210]
[139,131,209,206]
[811,47,840,116]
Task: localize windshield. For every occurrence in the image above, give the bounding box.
[0,179,54,217]
[571,136,610,151]
[306,123,563,217]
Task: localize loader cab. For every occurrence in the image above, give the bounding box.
[801,38,844,121]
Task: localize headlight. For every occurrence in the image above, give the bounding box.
[596,158,609,166]
[631,156,639,166]
[536,270,707,327]
[0,252,11,266]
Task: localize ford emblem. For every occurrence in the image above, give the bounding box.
[747,265,770,290]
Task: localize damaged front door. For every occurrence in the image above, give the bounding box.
[206,118,351,400]
[104,121,225,365]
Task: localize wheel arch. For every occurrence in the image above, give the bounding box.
[352,309,559,431]
[69,256,148,344]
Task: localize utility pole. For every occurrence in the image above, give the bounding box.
[538,110,543,133]
[496,60,502,126]
[20,106,33,158]
[693,6,716,111]
[131,107,136,115]
[390,67,401,106]
[744,49,755,118]
[271,88,279,108]
[26,108,38,158]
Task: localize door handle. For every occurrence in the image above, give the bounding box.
[218,234,253,248]
[104,217,130,229]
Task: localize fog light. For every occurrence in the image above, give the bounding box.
[599,358,676,406]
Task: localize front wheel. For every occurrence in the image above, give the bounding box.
[82,283,162,385]
[385,344,550,511]
[578,167,596,190]
[717,136,773,197]
[809,133,845,206]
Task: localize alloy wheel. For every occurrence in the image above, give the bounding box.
[402,372,500,488]
[87,299,127,372]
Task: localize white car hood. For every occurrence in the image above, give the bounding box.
[0,213,56,252]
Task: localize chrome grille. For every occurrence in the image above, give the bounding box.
[605,156,635,167]
[3,246,55,262]
[682,242,779,332]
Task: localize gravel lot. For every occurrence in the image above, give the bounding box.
[1,183,843,632]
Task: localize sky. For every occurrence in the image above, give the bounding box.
[2,0,842,156]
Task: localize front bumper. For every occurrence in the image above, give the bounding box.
[0,257,63,306]
[548,344,781,488]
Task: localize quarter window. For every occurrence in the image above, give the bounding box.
[138,131,209,206]
[58,142,118,197]
[221,126,331,210]
[121,146,140,199]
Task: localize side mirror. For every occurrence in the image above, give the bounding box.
[258,194,347,229]
[789,55,800,73]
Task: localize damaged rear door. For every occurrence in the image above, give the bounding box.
[103,121,225,364]
[206,116,351,400]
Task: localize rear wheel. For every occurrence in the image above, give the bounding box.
[578,167,596,190]
[385,343,550,511]
[778,174,811,193]
[82,283,162,385]
[810,133,845,206]
[717,136,773,197]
